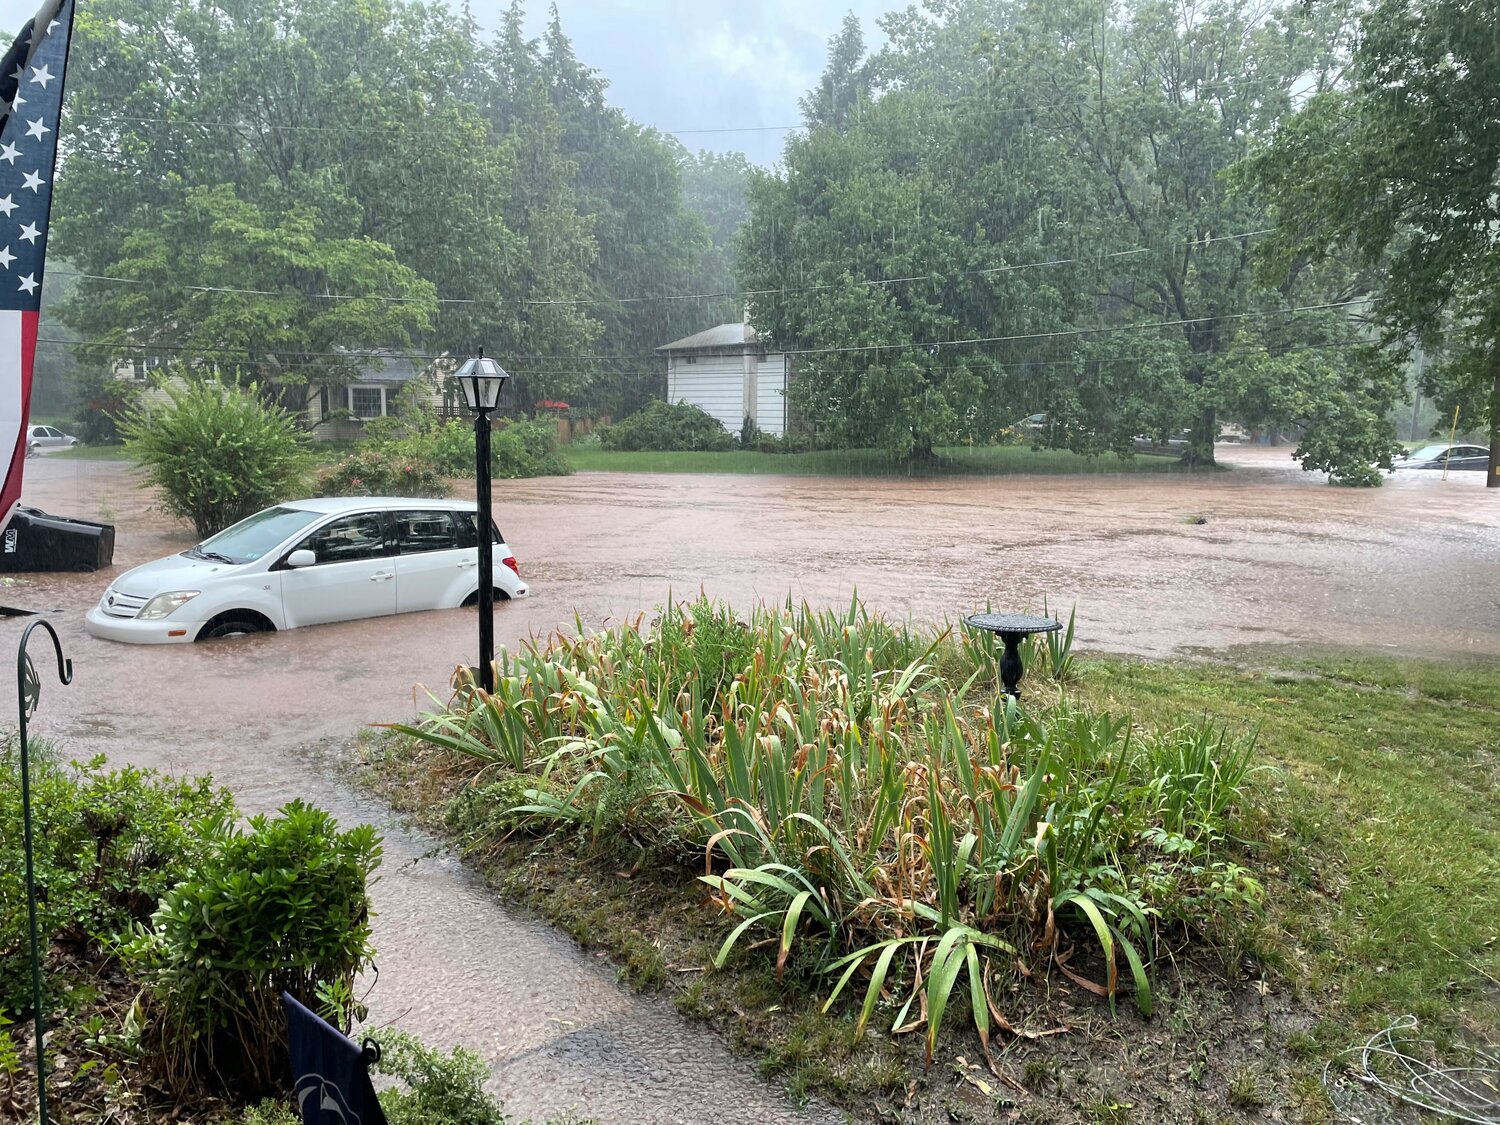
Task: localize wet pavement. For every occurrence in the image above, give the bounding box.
[6,448,1499,1123]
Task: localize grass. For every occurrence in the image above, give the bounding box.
[44,443,136,461]
[564,443,1201,477]
[1073,653,1500,1045]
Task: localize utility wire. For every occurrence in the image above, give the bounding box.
[35,301,1370,368]
[47,228,1279,310]
[64,76,1313,139]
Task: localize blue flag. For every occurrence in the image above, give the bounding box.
[281,992,388,1125]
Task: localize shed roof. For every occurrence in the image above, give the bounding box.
[656,322,760,353]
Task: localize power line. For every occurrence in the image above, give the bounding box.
[779,299,1368,358]
[35,300,1371,369]
[47,228,1279,311]
[64,76,1310,140]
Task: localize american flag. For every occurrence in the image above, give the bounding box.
[0,0,73,536]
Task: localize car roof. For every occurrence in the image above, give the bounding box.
[279,496,478,515]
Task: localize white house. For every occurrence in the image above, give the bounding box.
[656,322,792,437]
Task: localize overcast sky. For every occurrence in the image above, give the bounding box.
[1,0,900,165]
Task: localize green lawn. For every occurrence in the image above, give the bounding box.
[1075,653,1500,1048]
[565,443,1203,477]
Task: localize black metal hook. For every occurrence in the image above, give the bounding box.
[15,616,72,1125]
[17,617,72,715]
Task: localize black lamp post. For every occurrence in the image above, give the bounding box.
[454,351,509,693]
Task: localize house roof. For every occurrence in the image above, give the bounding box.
[337,348,422,384]
[656,323,760,353]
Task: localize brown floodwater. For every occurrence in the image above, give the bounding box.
[5,449,1498,1123]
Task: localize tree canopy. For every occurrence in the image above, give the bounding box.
[53,0,745,415]
[740,0,1407,479]
[1244,0,1500,486]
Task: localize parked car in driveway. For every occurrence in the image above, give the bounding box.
[27,424,80,452]
[1397,443,1491,472]
[85,497,528,644]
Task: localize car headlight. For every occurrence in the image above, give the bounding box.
[137,591,201,620]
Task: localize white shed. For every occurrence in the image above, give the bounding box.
[656,322,791,438]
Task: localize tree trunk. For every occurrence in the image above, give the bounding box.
[1487,368,1499,488]
[1181,404,1217,466]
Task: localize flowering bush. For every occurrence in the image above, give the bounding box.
[315,446,450,498]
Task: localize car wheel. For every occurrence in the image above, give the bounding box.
[461,588,511,607]
[198,615,268,640]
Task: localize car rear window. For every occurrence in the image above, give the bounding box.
[394,510,461,554]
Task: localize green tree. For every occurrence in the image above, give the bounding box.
[742,0,1397,477]
[1244,0,1500,486]
[800,12,872,131]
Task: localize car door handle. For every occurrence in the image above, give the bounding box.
[456,559,477,569]
[370,571,394,582]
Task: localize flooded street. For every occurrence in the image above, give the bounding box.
[6,449,1499,1123]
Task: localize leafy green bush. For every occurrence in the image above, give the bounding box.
[315,445,451,498]
[71,365,138,445]
[598,400,733,451]
[490,418,571,478]
[127,801,382,1098]
[749,429,825,454]
[370,1029,509,1125]
[120,375,313,537]
[0,740,235,1015]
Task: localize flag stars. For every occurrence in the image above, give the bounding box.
[0,144,18,165]
[28,64,52,88]
[0,196,14,217]
[21,170,44,193]
[8,65,21,84]
[25,117,49,141]
[18,222,38,243]
[17,273,36,295]
[10,94,24,112]
[0,247,13,269]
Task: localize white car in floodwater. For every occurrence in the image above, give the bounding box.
[85,497,527,644]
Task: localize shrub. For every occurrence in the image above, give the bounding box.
[0,740,235,1015]
[489,417,571,478]
[598,400,733,452]
[749,429,825,454]
[120,375,313,538]
[315,446,451,498]
[370,1029,509,1125]
[71,365,137,445]
[127,801,382,1098]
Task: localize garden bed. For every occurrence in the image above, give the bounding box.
[338,597,1497,1124]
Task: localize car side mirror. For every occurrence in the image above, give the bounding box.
[287,549,317,568]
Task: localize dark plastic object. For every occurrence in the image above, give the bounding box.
[0,507,115,573]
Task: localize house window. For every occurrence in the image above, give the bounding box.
[684,355,698,364]
[348,385,387,420]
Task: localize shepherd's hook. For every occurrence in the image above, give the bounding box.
[15,618,72,1125]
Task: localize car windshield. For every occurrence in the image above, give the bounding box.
[189,506,326,563]
[1407,444,1453,461]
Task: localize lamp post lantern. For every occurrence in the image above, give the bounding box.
[455,351,509,693]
